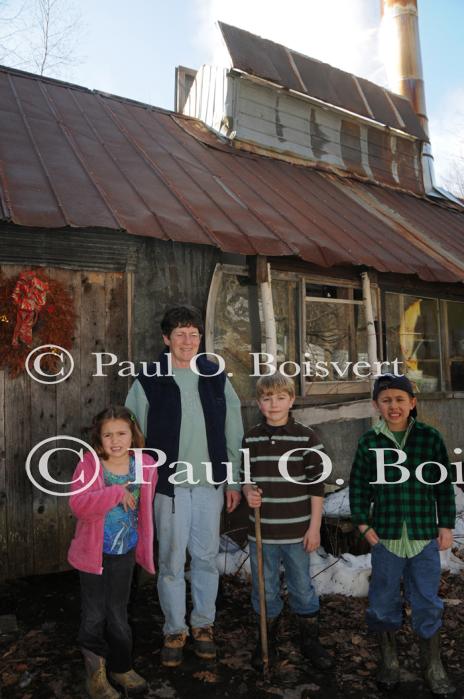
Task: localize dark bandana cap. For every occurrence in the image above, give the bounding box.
[373,373,417,418]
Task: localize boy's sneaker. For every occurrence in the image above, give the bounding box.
[161,631,188,667]
[191,625,217,660]
[109,669,147,694]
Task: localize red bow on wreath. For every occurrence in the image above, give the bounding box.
[11,270,49,347]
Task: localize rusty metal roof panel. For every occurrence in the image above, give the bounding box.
[176,117,459,277]
[218,23,300,90]
[0,65,463,284]
[389,93,427,140]
[218,22,428,141]
[367,185,464,264]
[292,53,370,118]
[356,78,402,129]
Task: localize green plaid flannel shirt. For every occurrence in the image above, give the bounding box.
[349,420,456,539]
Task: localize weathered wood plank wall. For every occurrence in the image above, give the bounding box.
[0,369,7,579]
[0,237,221,580]
[132,240,221,365]
[0,265,129,580]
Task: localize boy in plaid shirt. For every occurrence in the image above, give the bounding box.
[350,374,456,697]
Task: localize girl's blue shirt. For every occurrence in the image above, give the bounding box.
[102,455,140,555]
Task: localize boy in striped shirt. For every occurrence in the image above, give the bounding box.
[242,374,333,672]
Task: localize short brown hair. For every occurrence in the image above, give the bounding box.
[89,405,145,459]
[256,373,296,399]
[160,305,204,338]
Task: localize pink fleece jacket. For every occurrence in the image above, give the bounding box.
[67,451,157,575]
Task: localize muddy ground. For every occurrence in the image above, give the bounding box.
[1,568,463,699]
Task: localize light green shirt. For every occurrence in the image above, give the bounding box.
[374,417,430,558]
[126,372,243,490]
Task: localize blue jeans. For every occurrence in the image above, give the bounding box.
[367,540,443,639]
[154,486,224,635]
[78,549,135,673]
[249,541,319,619]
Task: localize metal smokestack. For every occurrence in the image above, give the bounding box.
[381,0,435,193]
[381,0,429,136]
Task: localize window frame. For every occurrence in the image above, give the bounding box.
[383,291,444,393]
[207,264,464,402]
[272,270,379,398]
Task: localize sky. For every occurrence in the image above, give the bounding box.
[1,0,463,192]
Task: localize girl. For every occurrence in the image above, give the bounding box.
[68,406,157,699]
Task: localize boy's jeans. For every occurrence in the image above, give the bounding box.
[367,540,443,639]
[249,541,319,619]
[78,548,135,672]
[155,486,224,635]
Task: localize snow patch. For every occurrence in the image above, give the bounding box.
[440,549,464,574]
[310,549,371,598]
[216,535,251,578]
[323,487,351,517]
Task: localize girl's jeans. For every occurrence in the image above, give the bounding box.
[367,540,443,639]
[78,548,135,672]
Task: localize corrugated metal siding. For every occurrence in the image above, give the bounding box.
[184,67,423,191]
[0,65,463,284]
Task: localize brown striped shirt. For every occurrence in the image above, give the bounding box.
[241,416,325,544]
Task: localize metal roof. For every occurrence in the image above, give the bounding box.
[218,22,428,141]
[0,65,463,283]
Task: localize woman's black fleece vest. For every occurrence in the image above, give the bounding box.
[137,352,228,497]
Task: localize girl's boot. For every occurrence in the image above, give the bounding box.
[82,648,120,699]
[109,669,148,695]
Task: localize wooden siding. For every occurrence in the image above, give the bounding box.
[0,237,221,579]
[131,239,221,365]
[0,265,129,580]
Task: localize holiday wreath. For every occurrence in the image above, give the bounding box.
[0,269,76,377]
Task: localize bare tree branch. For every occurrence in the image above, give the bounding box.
[0,0,84,76]
[441,159,464,201]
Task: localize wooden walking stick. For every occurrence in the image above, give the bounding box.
[254,489,269,674]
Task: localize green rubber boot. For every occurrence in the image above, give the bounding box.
[419,631,456,698]
[376,631,400,691]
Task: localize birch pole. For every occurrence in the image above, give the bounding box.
[260,263,277,368]
[361,271,378,425]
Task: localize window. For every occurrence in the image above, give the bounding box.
[385,293,441,392]
[208,269,374,399]
[272,278,299,368]
[208,265,464,400]
[208,267,262,400]
[446,301,464,391]
[305,284,368,383]
[272,275,373,396]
